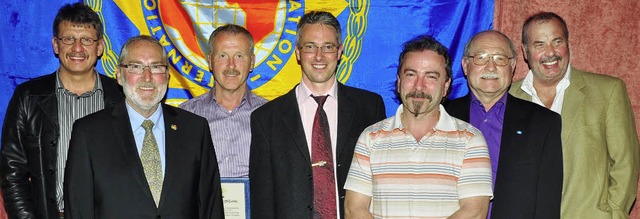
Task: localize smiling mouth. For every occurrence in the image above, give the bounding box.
[312,64,327,69]
[481,74,500,79]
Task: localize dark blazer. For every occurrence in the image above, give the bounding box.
[445,94,563,219]
[0,72,122,219]
[63,102,223,219]
[249,83,386,219]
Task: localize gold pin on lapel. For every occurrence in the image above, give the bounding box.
[171,124,177,130]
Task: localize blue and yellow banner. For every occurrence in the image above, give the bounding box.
[0,0,493,128]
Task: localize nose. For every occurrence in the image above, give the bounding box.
[314,48,324,61]
[141,67,153,81]
[71,40,84,52]
[414,75,428,90]
[485,57,498,71]
[543,44,556,56]
[228,57,236,69]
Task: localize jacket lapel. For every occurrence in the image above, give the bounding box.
[280,87,312,164]
[336,83,355,162]
[110,101,156,202]
[159,104,178,208]
[560,68,586,143]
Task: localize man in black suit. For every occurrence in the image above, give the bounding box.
[64,35,223,218]
[249,11,386,219]
[445,30,562,218]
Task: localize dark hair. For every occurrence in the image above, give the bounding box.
[207,24,255,57]
[464,30,516,58]
[53,3,103,38]
[296,11,342,45]
[522,12,568,45]
[118,35,166,64]
[398,35,452,79]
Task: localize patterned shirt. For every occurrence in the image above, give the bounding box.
[344,105,493,218]
[55,72,105,211]
[180,87,267,177]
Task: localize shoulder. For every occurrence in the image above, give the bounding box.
[508,95,560,121]
[572,69,628,97]
[13,73,56,94]
[252,88,295,116]
[166,104,208,123]
[179,92,211,110]
[339,84,383,101]
[573,69,623,85]
[73,108,112,129]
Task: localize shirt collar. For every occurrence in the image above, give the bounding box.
[391,104,458,131]
[55,70,103,94]
[126,101,164,132]
[469,91,507,112]
[296,79,338,104]
[521,64,572,96]
[208,85,255,108]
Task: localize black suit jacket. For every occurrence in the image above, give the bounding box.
[445,94,562,219]
[64,102,224,219]
[249,83,386,219]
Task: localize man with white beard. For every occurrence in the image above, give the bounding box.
[64,35,224,218]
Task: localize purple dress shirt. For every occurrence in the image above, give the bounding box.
[469,92,507,218]
[180,87,267,177]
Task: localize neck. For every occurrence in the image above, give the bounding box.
[401,108,439,141]
[58,68,97,95]
[214,85,247,111]
[303,78,335,94]
[473,91,505,111]
[127,99,160,118]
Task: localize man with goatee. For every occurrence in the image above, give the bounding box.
[344,35,492,219]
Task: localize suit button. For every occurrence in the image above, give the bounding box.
[307,174,312,180]
[50,140,57,147]
[337,164,341,167]
[48,169,55,174]
[307,205,313,211]
[340,195,345,199]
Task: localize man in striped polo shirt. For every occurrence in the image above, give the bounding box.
[344,35,493,218]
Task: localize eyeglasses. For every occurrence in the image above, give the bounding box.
[119,64,168,74]
[299,44,339,53]
[466,53,514,66]
[56,36,100,46]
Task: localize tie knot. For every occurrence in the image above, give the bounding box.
[312,95,328,107]
[142,120,154,131]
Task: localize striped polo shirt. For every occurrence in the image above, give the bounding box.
[344,104,493,218]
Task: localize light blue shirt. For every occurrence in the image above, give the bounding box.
[125,102,166,176]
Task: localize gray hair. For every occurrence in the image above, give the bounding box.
[117,35,167,64]
[207,24,255,57]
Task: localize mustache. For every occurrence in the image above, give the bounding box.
[67,52,87,58]
[223,69,241,76]
[540,55,561,63]
[135,82,157,89]
[406,91,433,101]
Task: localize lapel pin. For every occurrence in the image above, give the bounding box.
[516,130,523,135]
[171,124,177,130]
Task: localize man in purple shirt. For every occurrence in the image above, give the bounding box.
[446,30,563,219]
[180,24,267,177]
